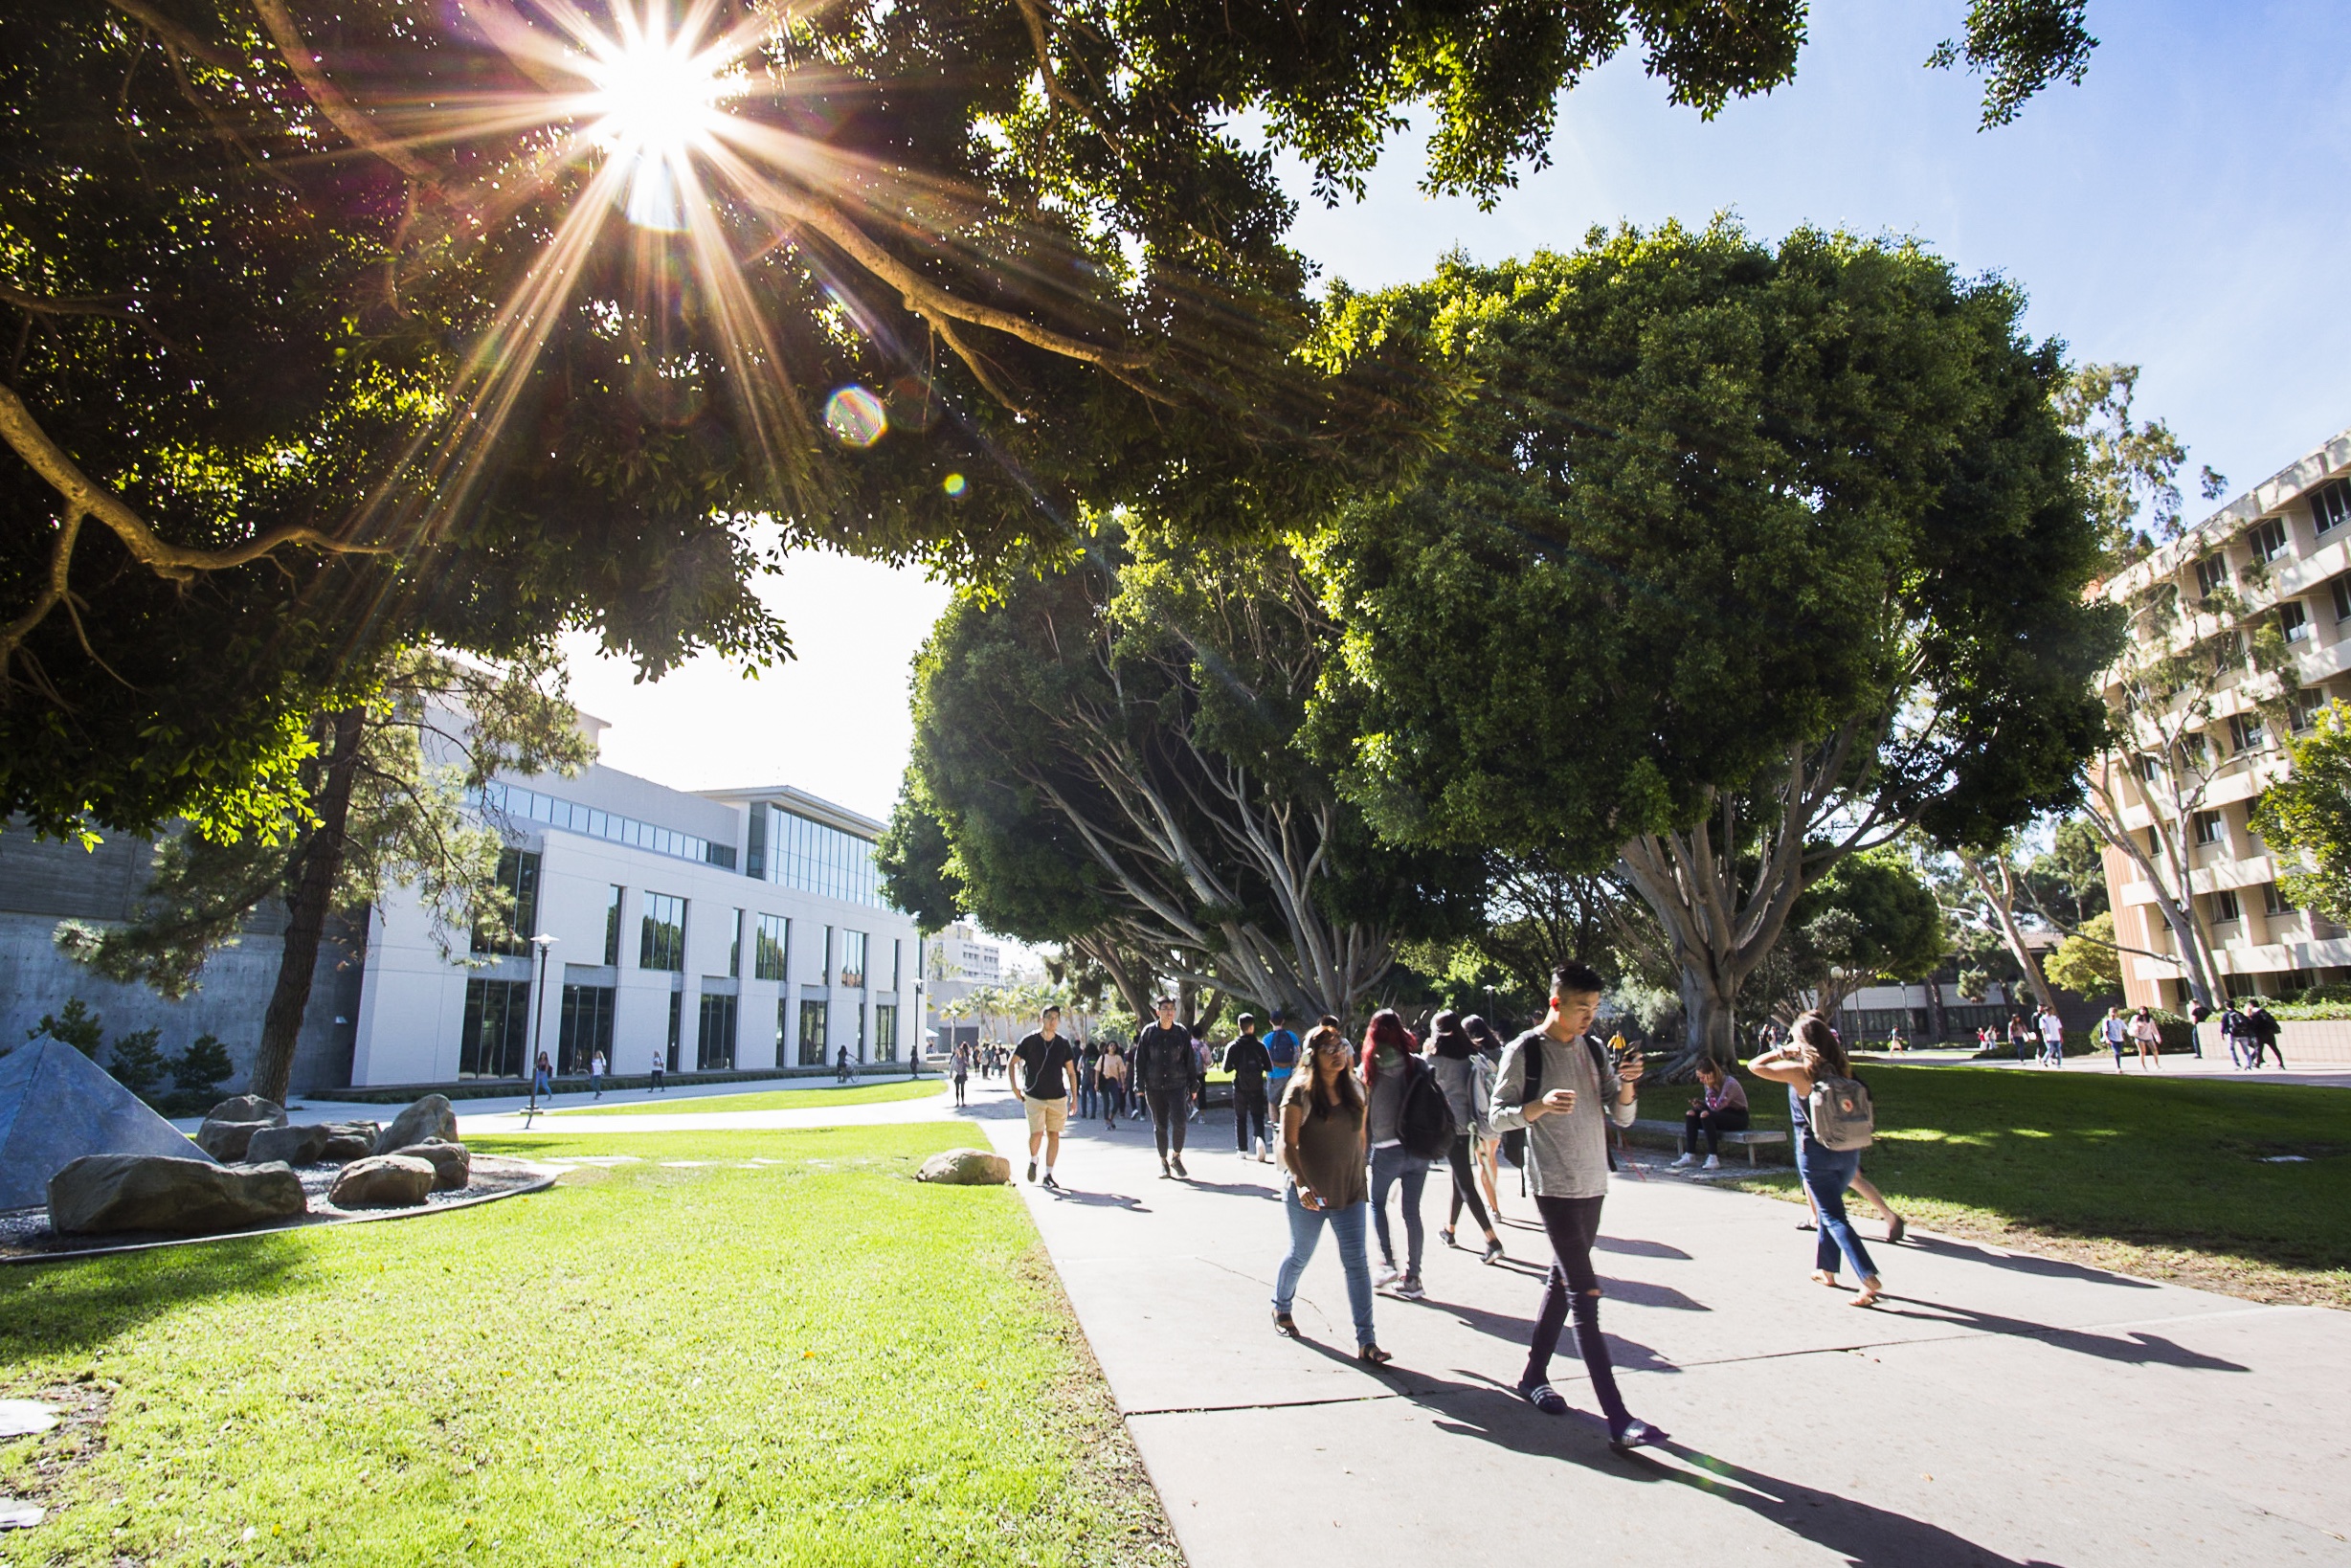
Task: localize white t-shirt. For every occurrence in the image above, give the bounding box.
[2039,1014,2065,1043]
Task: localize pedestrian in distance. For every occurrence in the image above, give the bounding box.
[1185,1019,1210,1123]
[2008,1014,2031,1064]
[2100,1007,2130,1072]
[1262,1008,1302,1132]
[952,1042,971,1108]
[835,1045,850,1084]
[2219,998,2248,1068]
[533,1050,553,1099]
[1425,1011,1503,1263]
[1670,1061,1750,1171]
[1223,1013,1273,1159]
[1489,962,1666,1449]
[650,1049,665,1093]
[2243,999,2285,1068]
[2131,1006,2163,1070]
[1011,1005,1081,1189]
[2037,1006,2066,1067]
[1462,1014,1509,1222]
[1362,1008,1441,1300]
[1098,1040,1128,1128]
[590,1049,606,1100]
[1077,1037,1101,1121]
[1134,997,1199,1178]
[1270,1023,1387,1365]
[1751,1012,1886,1308]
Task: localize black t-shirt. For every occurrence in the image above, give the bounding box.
[1014,1032,1076,1098]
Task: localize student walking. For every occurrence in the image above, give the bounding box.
[1270,1023,1386,1364]
[2008,1015,2031,1064]
[649,1050,665,1092]
[1463,1015,1508,1222]
[1133,997,1199,1178]
[2219,1000,2248,1068]
[590,1050,606,1100]
[1010,1006,1080,1189]
[952,1042,971,1108]
[533,1051,553,1099]
[2100,1008,2130,1072]
[1489,963,1666,1449]
[2037,1007,2066,1067]
[1361,1009,1435,1299]
[2243,1000,2285,1067]
[1425,1011,1502,1263]
[1223,1014,1273,1159]
[1077,1039,1101,1121]
[1098,1042,1128,1128]
[2130,1006,2163,1070]
[1751,1013,1885,1308]
[1263,1009,1302,1128]
[1670,1062,1750,1170]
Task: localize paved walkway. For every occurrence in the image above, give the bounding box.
[961,1082,2351,1567]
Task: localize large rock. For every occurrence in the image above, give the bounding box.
[373,1095,458,1156]
[915,1148,1011,1185]
[194,1118,277,1162]
[0,1041,216,1211]
[318,1123,380,1164]
[206,1095,287,1128]
[48,1154,305,1236]
[244,1124,332,1167]
[328,1154,436,1209]
[392,1139,471,1191]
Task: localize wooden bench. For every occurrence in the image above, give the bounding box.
[1625,1118,1789,1166]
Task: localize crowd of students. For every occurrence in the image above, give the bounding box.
[977,964,1924,1453]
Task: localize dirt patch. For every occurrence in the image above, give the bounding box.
[0,1376,112,1531]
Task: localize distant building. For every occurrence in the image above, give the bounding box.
[0,714,920,1093]
[922,922,1002,1051]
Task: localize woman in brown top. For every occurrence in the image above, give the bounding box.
[1270,1024,1387,1363]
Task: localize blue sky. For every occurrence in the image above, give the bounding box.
[570,0,2350,822]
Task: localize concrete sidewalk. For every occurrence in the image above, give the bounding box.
[974,1083,2351,1567]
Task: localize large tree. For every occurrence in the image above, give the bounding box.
[1307,223,2117,1069]
[6,0,2097,837]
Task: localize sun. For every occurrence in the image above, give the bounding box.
[582,15,743,230]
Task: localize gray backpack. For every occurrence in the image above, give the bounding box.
[1806,1072,1875,1152]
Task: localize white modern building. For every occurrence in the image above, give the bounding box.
[351,715,921,1086]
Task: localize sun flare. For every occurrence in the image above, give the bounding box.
[583,18,742,230]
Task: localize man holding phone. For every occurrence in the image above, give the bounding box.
[1489,962,1666,1450]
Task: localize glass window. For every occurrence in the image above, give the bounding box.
[891,938,903,993]
[2281,600,2311,644]
[841,930,868,989]
[754,914,790,981]
[729,909,744,978]
[760,806,889,908]
[2295,687,2328,731]
[2315,478,2351,536]
[2193,810,2225,846]
[775,997,791,1067]
[470,848,542,955]
[640,893,686,972]
[875,1003,898,1063]
[797,999,829,1065]
[2213,887,2242,924]
[472,782,735,869]
[665,991,683,1071]
[697,992,738,1071]
[2228,712,2268,753]
[2264,882,2295,917]
[603,885,624,966]
[2334,579,2351,624]
[822,925,834,984]
[558,984,616,1075]
[459,978,531,1078]
[2251,517,2290,562]
[2195,553,2230,600]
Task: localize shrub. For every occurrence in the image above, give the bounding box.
[163,1034,236,1116]
[108,1027,169,1097]
[25,997,104,1057]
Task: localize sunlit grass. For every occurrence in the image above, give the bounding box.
[550,1079,943,1117]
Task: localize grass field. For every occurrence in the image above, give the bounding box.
[551,1079,943,1117]
[1705,1063,2351,1307]
[0,1125,1177,1568]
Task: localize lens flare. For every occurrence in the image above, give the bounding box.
[942,472,967,496]
[584,15,739,232]
[824,386,887,447]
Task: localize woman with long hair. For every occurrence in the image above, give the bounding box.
[1097,1040,1128,1129]
[1463,1015,1508,1221]
[1425,1011,1504,1262]
[1750,1012,1885,1307]
[1271,1024,1387,1363]
[1360,1008,1433,1299]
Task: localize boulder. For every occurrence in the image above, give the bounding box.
[206,1095,287,1129]
[194,1117,277,1162]
[0,1040,215,1211]
[373,1095,458,1156]
[48,1154,305,1236]
[915,1148,1011,1186]
[318,1125,379,1164]
[392,1139,471,1191]
[243,1124,332,1167]
[328,1154,436,1209]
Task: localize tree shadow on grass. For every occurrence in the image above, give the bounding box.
[0,1233,308,1358]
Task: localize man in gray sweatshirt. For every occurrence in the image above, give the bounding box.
[1488,962,1667,1450]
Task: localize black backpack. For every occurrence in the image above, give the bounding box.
[1499,1034,1612,1169]
[1397,1057,1458,1160]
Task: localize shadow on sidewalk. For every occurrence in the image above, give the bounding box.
[1868,1297,2250,1372]
[1597,1235,1694,1261]
[1381,1296,1681,1373]
[1902,1234,2157,1289]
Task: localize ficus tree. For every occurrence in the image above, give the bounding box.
[2250,702,2351,929]
[1307,222,2117,1070]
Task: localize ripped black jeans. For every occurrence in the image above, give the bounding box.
[1525,1193,1631,1432]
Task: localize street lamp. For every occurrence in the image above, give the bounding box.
[526,933,558,1128]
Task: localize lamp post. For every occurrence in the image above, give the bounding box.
[525,932,558,1128]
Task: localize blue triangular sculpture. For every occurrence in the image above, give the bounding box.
[0,1039,214,1211]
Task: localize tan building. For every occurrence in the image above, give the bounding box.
[2097,425,2351,1011]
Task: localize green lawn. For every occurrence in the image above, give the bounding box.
[550,1078,944,1117]
[0,1125,1177,1568]
[1703,1063,2351,1307]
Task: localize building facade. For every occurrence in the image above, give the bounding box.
[2095,426,2351,1011]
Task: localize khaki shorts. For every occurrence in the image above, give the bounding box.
[1023,1096,1069,1136]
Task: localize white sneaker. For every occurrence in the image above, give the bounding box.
[1702,1154,1721,1171]
[1374,1264,1401,1288]
[1668,1154,1694,1170]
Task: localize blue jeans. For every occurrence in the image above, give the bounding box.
[1369,1144,1427,1278]
[1273,1185,1376,1349]
[1797,1135,1878,1281]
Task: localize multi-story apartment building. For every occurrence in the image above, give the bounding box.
[2096,425,2351,1011]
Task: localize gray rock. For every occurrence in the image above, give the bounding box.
[328,1154,435,1209]
[205,1095,287,1129]
[373,1094,458,1156]
[392,1139,471,1191]
[243,1124,332,1167]
[0,1041,216,1211]
[915,1148,1011,1185]
[319,1130,377,1164]
[194,1118,276,1162]
[48,1154,305,1235]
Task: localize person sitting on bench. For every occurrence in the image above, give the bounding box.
[1670,1062,1750,1171]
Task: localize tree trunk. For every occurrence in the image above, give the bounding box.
[248,706,366,1105]
[1957,851,2062,1015]
[1924,974,1948,1042]
[1673,958,1741,1078]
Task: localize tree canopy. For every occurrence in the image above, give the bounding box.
[2251,703,2351,930]
[1306,221,2117,1064]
